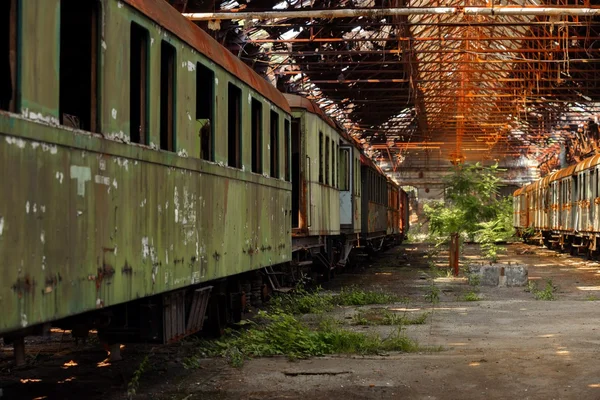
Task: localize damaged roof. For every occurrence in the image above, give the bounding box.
[169,0,600,179]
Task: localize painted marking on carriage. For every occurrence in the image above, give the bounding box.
[40,230,45,244]
[70,166,92,197]
[5,136,26,149]
[31,142,39,149]
[95,175,110,186]
[112,179,118,189]
[99,159,106,171]
[0,217,4,236]
[56,172,64,184]
[186,61,195,71]
[25,201,30,214]
[111,109,117,119]
[22,108,60,126]
[101,40,107,51]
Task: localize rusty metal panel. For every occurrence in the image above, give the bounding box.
[0,114,291,335]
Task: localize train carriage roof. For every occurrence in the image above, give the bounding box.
[284,94,338,131]
[123,0,291,114]
[574,154,600,173]
[549,164,577,183]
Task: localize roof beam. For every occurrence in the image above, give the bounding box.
[184,6,600,21]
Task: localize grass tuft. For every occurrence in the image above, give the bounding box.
[333,286,399,306]
[183,310,426,367]
[527,279,556,301]
[352,309,429,326]
[463,291,481,302]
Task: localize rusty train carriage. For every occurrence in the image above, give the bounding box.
[0,0,410,359]
[286,94,358,272]
[0,0,292,340]
[360,154,389,249]
[514,154,600,254]
[286,94,341,241]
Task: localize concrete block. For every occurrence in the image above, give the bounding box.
[481,265,500,286]
[467,263,528,287]
[505,265,528,287]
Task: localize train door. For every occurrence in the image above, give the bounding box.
[585,169,596,231]
[569,177,576,231]
[582,171,590,231]
[590,168,600,232]
[551,181,559,230]
[520,192,527,228]
[560,179,567,230]
[338,146,353,228]
[291,117,302,230]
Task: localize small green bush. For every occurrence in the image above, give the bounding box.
[463,291,480,302]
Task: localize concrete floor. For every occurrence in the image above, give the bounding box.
[5,242,600,400]
[163,243,600,400]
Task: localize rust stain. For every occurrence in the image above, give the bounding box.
[12,275,36,298]
[121,261,133,275]
[95,264,115,290]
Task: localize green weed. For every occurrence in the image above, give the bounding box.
[424,283,440,304]
[270,286,334,314]
[527,279,556,301]
[184,310,425,367]
[352,309,430,326]
[463,291,481,302]
[333,286,398,306]
[127,353,151,400]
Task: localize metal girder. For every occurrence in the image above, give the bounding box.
[184,6,600,21]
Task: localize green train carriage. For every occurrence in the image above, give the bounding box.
[0,0,292,345]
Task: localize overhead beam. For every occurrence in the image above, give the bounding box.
[184,6,600,20]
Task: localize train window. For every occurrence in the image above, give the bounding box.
[284,119,291,182]
[251,99,262,173]
[227,83,242,168]
[319,132,324,183]
[325,138,330,185]
[0,0,17,111]
[160,41,176,151]
[59,0,99,131]
[196,63,214,161]
[270,110,279,177]
[130,23,149,145]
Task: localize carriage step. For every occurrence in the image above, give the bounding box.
[571,244,587,248]
[273,287,295,294]
[292,260,313,267]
